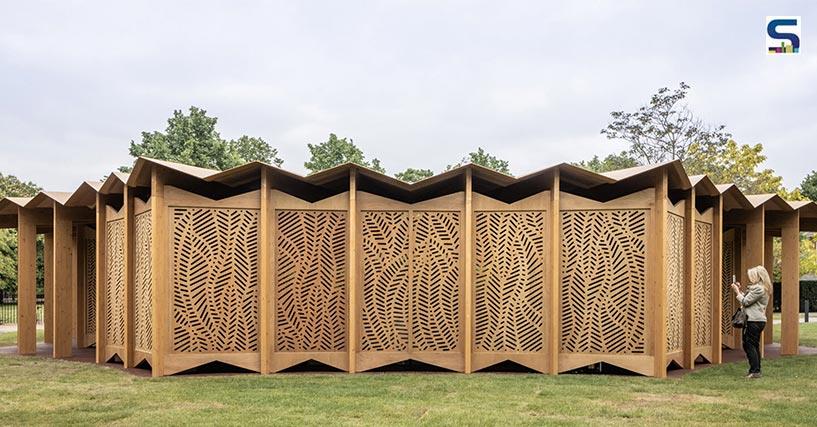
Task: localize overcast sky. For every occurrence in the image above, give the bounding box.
[1,1,815,191]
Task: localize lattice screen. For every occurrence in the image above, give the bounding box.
[474,211,545,352]
[275,210,347,352]
[360,211,409,352]
[172,208,259,353]
[134,211,152,352]
[105,219,126,347]
[722,238,735,337]
[85,238,96,338]
[411,211,461,352]
[666,213,684,353]
[560,210,647,354]
[694,221,713,347]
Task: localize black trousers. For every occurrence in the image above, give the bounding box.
[743,321,765,374]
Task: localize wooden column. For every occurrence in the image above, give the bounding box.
[744,206,765,355]
[683,189,695,369]
[75,230,87,348]
[259,168,272,374]
[464,169,473,374]
[547,169,560,375]
[71,229,78,341]
[122,186,135,367]
[53,203,73,358]
[780,211,800,355]
[347,169,358,373]
[711,197,723,364]
[16,208,37,355]
[43,232,54,344]
[652,171,668,378]
[150,169,168,376]
[95,193,107,363]
[763,234,774,345]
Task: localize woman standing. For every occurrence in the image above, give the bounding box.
[731,266,772,379]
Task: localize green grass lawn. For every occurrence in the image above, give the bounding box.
[0,329,44,346]
[773,322,817,347]
[0,355,816,425]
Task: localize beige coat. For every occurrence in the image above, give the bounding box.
[737,283,769,322]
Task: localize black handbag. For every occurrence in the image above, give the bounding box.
[731,308,747,329]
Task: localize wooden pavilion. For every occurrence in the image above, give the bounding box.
[0,157,813,378]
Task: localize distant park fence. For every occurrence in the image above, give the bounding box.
[0,293,44,325]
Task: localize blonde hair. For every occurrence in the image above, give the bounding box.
[748,265,772,296]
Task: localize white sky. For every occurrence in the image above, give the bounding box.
[1,1,815,191]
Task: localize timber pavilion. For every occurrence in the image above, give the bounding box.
[0,157,814,378]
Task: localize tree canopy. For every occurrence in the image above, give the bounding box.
[0,174,43,293]
[394,168,434,183]
[304,133,385,174]
[446,148,511,175]
[801,171,817,202]
[574,151,639,173]
[122,106,284,171]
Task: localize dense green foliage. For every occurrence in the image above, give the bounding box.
[0,175,42,293]
[801,170,817,202]
[446,147,511,175]
[304,133,385,174]
[574,151,639,173]
[123,106,283,171]
[394,168,434,183]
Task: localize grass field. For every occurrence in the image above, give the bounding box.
[774,322,817,347]
[0,354,816,425]
[0,329,44,346]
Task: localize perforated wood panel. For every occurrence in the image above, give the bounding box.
[105,219,125,347]
[560,210,647,354]
[134,211,152,352]
[360,211,409,352]
[474,211,545,352]
[85,238,96,338]
[722,236,735,338]
[666,213,684,353]
[694,221,713,347]
[411,211,461,352]
[172,208,259,353]
[275,210,347,352]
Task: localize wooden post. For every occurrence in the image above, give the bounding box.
[780,211,800,355]
[95,193,107,363]
[653,171,668,378]
[763,234,774,345]
[71,229,78,341]
[548,169,560,375]
[683,189,695,369]
[75,229,87,348]
[744,206,765,355]
[347,169,358,373]
[53,203,73,358]
[43,232,54,344]
[123,186,135,367]
[259,168,271,374]
[16,207,37,355]
[150,169,168,376]
[711,197,723,364]
[464,169,473,374]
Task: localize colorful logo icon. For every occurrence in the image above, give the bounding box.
[767,16,801,54]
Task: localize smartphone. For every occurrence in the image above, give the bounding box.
[732,274,736,285]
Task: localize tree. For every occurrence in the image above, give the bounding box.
[446,148,511,175]
[0,174,42,293]
[575,151,639,173]
[123,106,283,171]
[304,134,385,174]
[601,82,732,164]
[801,170,817,201]
[685,139,790,195]
[395,168,434,183]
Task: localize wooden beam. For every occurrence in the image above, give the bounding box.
[464,169,473,373]
[150,169,168,376]
[653,171,668,378]
[43,232,54,344]
[763,233,774,345]
[548,169,560,375]
[259,168,271,374]
[16,207,37,355]
[53,203,73,358]
[347,169,358,373]
[123,186,135,367]
[95,193,107,364]
[683,189,695,369]
[711,197,723,364]
[780,211,800,355]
